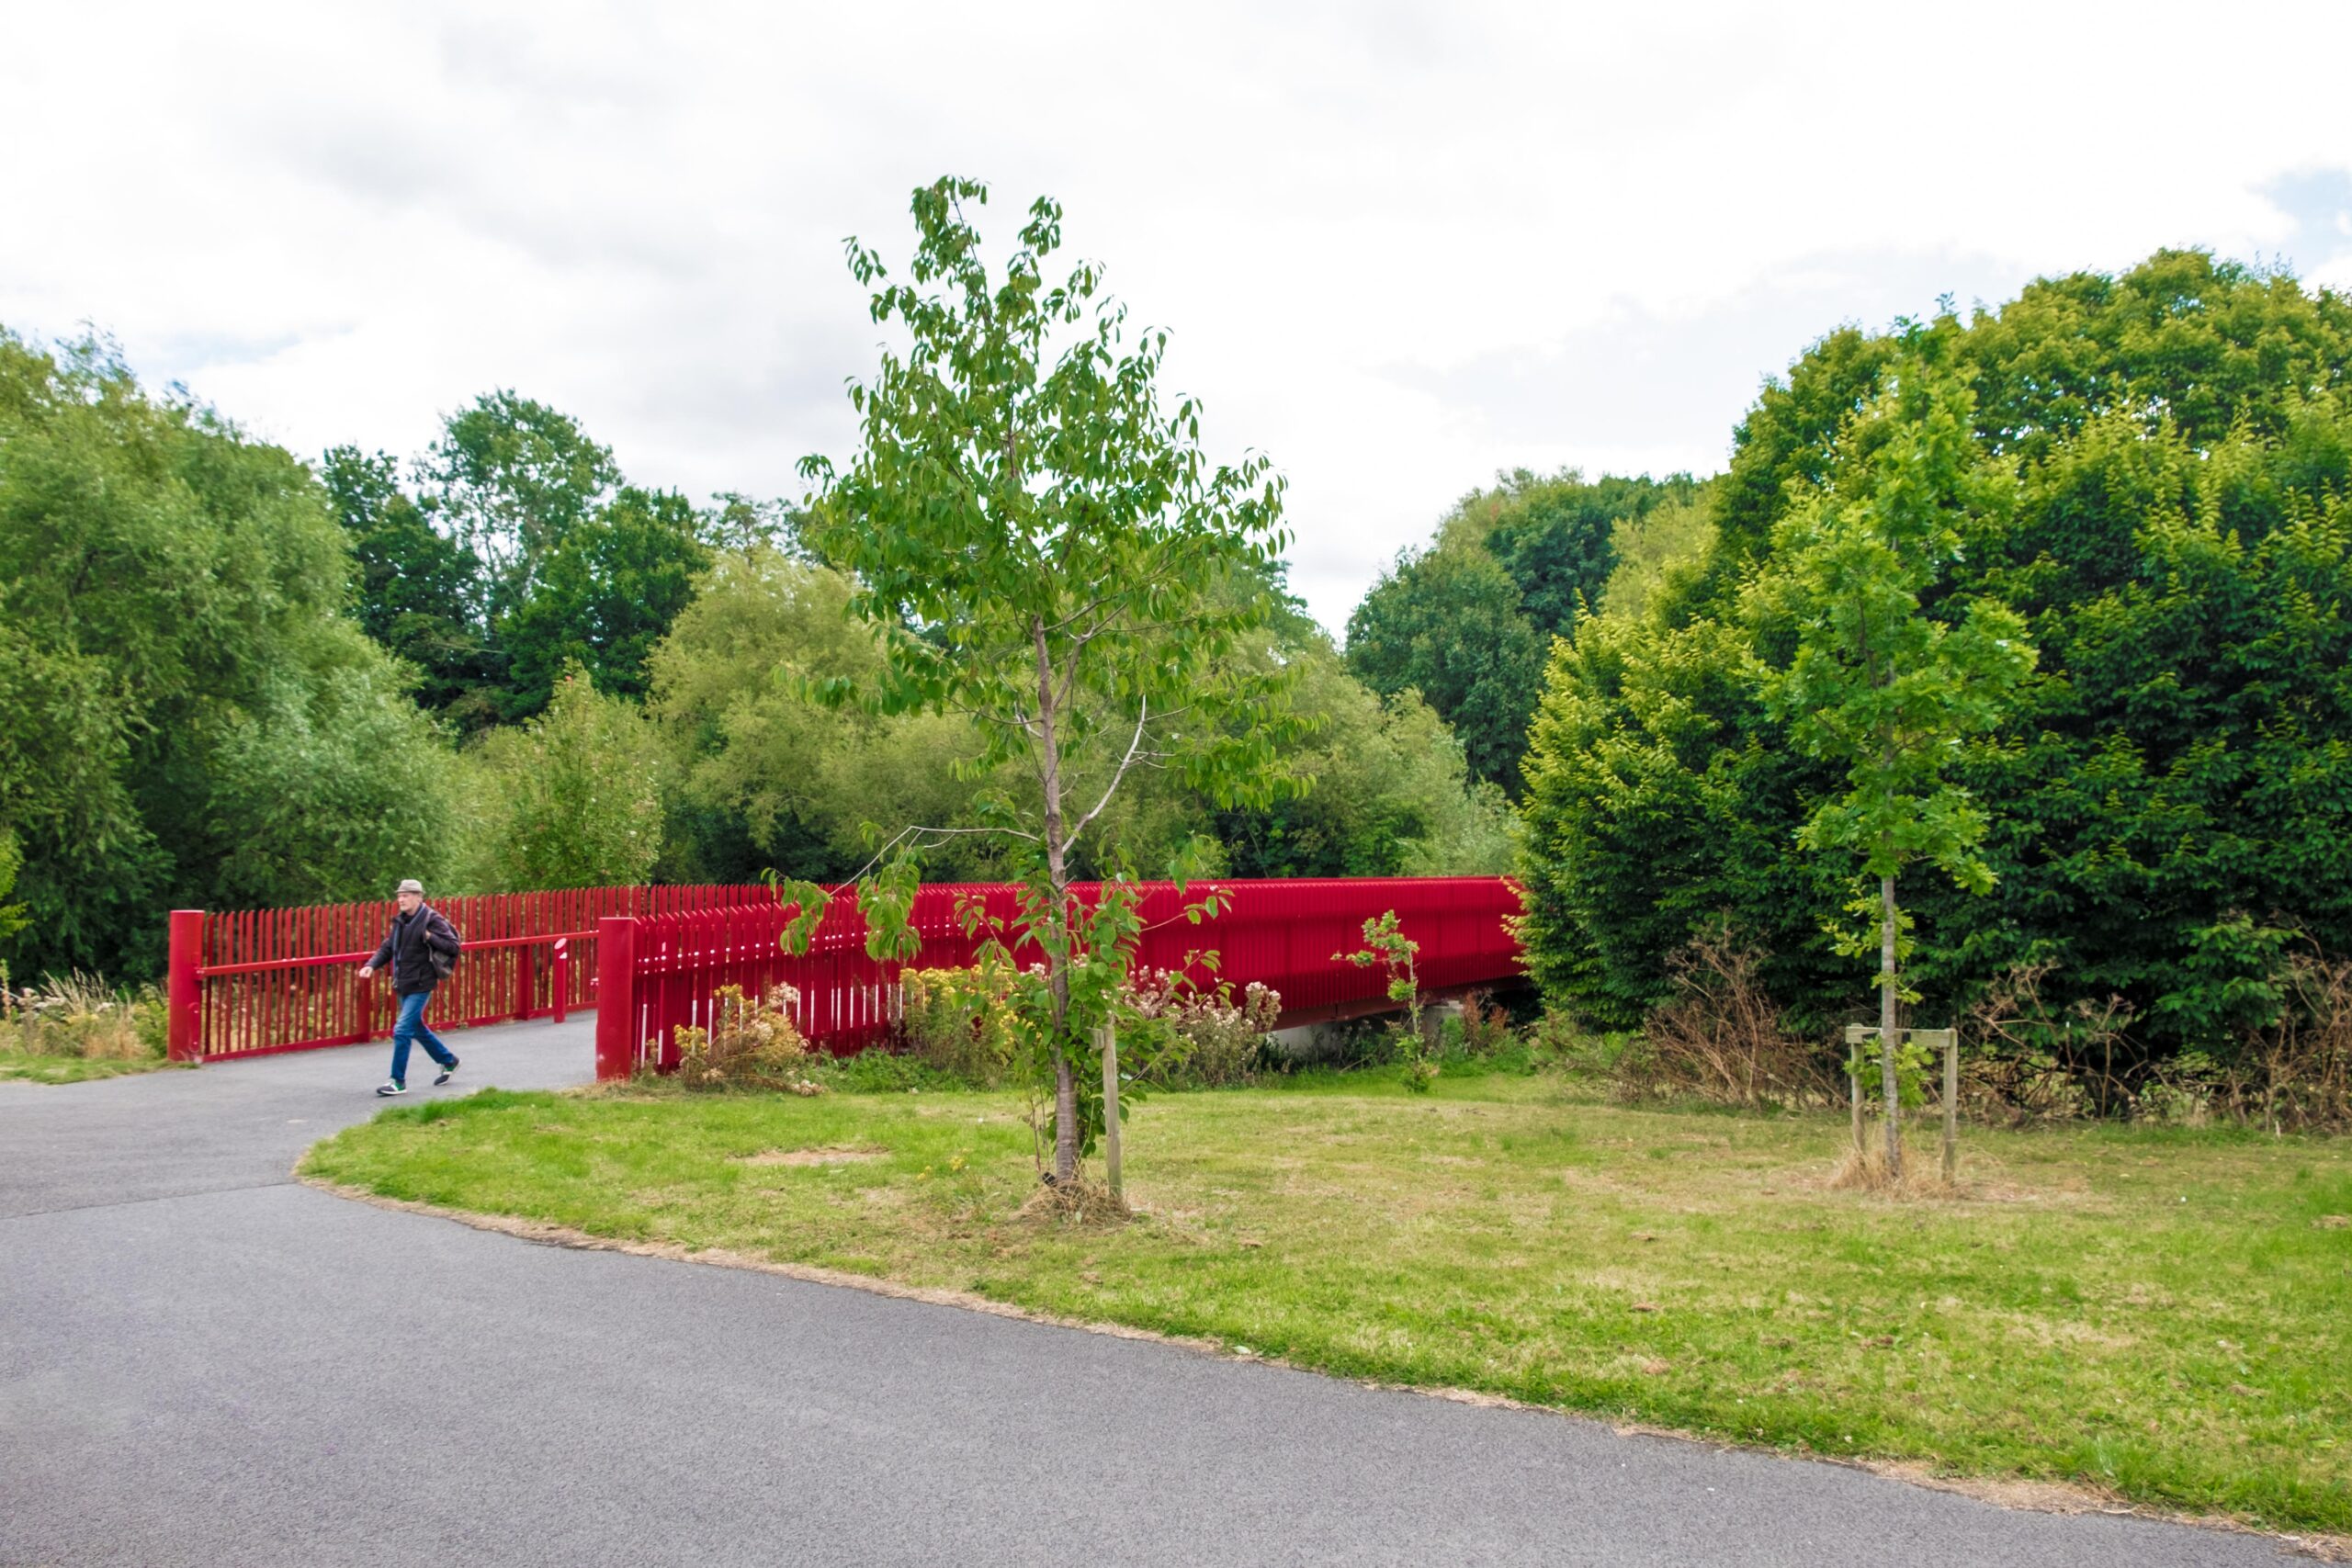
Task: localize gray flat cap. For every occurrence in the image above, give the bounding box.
[395,879,424,896]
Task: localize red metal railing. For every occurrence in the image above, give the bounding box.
[164,885,780,1062]
[161,877,1527,1071]
[594,877,1525,1080]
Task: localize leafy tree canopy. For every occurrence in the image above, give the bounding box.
[501,484,711,715]
[1347,468,1699,794]
[333,395,771,725]
[464,665,666,891]
[322,445,503,727]
[0,331,461,976]
[1519,251,2352,1077]
[1343,543,1544,793]
[797,175,1310,1181]
[418,389,618,595]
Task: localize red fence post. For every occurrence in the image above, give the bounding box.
[594,917,639,1082]
[166,909,204,1063]
[552,938,569,1024]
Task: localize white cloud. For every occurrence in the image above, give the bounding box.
[5,0,2350,631]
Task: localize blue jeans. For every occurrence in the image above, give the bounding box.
[390,990,456,1085]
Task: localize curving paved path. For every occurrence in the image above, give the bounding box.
[0,1021,2303,1566]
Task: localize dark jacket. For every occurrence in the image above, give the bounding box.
[368,906,462,998]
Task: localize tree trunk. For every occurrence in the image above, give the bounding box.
[1034,616,1078,1185]
[1880,871,1903,1179]
[1053,1055,1078,1183]
[1099,1020,1122,1201]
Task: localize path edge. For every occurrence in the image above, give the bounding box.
[299,1172,2349,1562]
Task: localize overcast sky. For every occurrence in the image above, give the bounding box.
[7,1,2352,632]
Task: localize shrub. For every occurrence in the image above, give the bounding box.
[1623,930,1842,1108]
[818,1050,969,1094]
[892,964,1283,1091]
[1456,987,1514,1056]
[1127,970,1280,1088]
[670,984,823,1094]
[2266,948,2352,1131]
[1967,946,2352,1131]
[898,965,1020,1085]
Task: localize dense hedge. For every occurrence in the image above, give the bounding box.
[1520,251,2352,1069]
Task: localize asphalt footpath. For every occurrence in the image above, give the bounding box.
[0,1020,2301,1566]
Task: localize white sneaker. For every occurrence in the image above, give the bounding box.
[375,1080,408,1097]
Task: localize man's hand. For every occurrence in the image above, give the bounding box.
[357,964,375,980]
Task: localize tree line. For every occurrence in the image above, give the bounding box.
[1358,250,2351,1100]
[14,235,2350,1111]
[0,329,1508,984]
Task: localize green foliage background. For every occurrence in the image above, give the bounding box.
[1516,252,2352,1069]
[0,316,1507,984]
[0,333,465,976]
[16,233,2345,1050]
[1346,468,1701,792]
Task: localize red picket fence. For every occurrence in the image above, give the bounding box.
[164,885,780,1062]
[594,877,1526,1080]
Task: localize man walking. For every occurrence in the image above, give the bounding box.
[357,879,462,1096]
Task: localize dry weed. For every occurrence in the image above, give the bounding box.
[1631,928,1842,1108]
[1016,1176,1132,1227]
[735,1146,885,1167]
[0,972,160,1060]
[1826,1145,1970,1201]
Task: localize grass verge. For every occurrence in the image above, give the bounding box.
[302,1071,2352,1535]
[0,1051,184,1084]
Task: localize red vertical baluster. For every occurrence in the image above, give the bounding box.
[166,910,202,1061]
[226,909,239,1055]
[254,909,269,1053]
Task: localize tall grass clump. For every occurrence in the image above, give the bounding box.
[0,968,166,1062]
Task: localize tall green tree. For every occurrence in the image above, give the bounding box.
[1347,469,1702,793]
[0,331,462,976]
[1216,641,1512,876]
[1740,347,2035,1173]
[1345,543,1544,792]
[418,389,618,597]
[650,549,1009,884]
[333,400,727,725]
[1469,468,1702,639]
[468,667,666,891]
[651,548,1509,888]
[501,484,711,716]
[796,176,1305,1183]
[321,446,503,728]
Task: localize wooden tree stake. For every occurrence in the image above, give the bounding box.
[1844,1024,1871,1153]
[1925,1028,1958,1181]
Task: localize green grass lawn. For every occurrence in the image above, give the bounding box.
[303,1069,2352,1534]
[0,1051,183,1084]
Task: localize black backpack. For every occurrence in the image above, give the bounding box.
[424,909,463,981]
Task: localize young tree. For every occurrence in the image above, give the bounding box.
[469,667,666,891]
[1740,343,2035,1176]
[795,175,1304,1183]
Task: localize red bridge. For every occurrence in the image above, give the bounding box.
[164,878,1526,1077]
